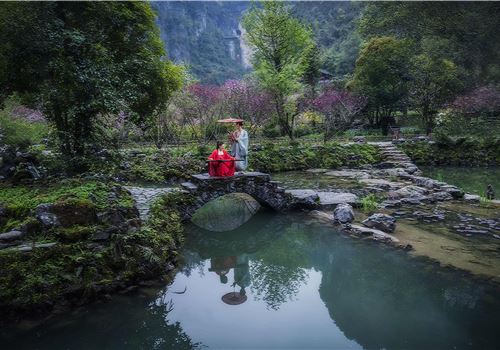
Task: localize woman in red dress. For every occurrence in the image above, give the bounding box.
[208,141,236,177]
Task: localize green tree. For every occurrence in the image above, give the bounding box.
[410,54,460,135]
[301,43,321,98]
[242,1,313,139]
[358,2,500,86]
[0,2,183,155]
[348,36,412,134]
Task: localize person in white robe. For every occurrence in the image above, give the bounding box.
[229,122,249,171]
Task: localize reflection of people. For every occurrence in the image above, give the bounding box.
[208,141,235,177]
[232,254,251,296]
[229,122,249,171]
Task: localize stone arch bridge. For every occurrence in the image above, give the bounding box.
[179,172,295,221]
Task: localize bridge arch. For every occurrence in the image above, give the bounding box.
[179,172,289,221]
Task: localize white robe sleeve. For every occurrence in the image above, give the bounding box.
[237,130,249,156]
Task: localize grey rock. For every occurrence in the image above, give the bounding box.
[333,203,355,224]
[362,213,396,233]
[0,230,24,242]
[324,170,371,179]
[286,189,319,209]
[431,191,453,201]
[92,231,112,241]
[353,136,366,143]
[16,242,57,253]
[401,196,427,205]
[463,193,481,202]
[441,185,464,199]
[394,185,428,198]
[35,203,60,227]
[359,178,402,190]
[349,224,400,243]
[318,192,359,206]
[379,200,402,208]
[413,210,445,222]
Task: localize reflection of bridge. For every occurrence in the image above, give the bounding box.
[180,172,290,220]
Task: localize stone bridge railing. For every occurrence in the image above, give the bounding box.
[179,172,291,220]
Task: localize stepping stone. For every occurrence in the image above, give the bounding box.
[317,192,359,206]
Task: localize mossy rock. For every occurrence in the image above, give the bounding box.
[54,225,96,243]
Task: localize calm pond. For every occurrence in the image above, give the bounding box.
[2,211,499,350]
[421,166,500,197]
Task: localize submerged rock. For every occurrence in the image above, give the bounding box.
[348,224,400,244]
[324,170,371,179]
[333,203,355,224]
[362,213,396,233]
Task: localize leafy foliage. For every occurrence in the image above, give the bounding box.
[0,2,183,155]
[409,54,460,134]
[348,36,412,134]
[358,2,500,86]
[243,1,313,139]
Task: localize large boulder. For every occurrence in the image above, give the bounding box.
[362,213,396,233]
[36,199,97,228]
[333,203,355,224]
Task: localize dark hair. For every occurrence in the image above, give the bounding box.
[236,121,243,126]
[216,140,224,149]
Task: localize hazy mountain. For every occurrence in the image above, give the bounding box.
[152,1,362,84]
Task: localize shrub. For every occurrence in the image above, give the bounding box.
[360,194,379,213]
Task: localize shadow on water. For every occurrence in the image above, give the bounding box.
[2,212,500,349]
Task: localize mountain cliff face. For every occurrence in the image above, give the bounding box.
[152,1,251,84]
[152,1,362,84]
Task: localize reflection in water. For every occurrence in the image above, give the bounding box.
[181,213,500,349]
[0,289,204,350]
[209,254,250,305]
[191,193,261,232]
[2,212,500,349]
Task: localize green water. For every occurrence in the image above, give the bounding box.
[421,166,500,197]
[2,212,499,349]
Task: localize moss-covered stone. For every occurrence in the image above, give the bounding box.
[0,182,185,324]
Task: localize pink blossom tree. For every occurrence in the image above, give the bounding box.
[174,83,224,143]
[220,79,273,135]
[451,85,500,118]
[312,88,367,140]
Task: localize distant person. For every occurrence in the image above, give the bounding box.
[486,184,495,200]
[229,122,249,171]
[207,141,235,177]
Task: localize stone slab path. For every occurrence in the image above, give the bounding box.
[125,186,177,221]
